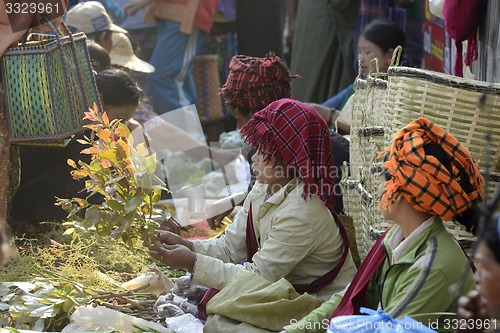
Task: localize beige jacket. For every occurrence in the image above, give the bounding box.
[192,178,356,301]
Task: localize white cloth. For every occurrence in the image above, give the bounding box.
[387,215,437,264]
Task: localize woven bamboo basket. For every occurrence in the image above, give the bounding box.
[349,64,396,257]
[349,77,368,180]
[340,163,366,259]
[386,66,500,243]
[357,75,392,198]
[360,181,393,253]
[387,66,500,174]
[345,80,365,259]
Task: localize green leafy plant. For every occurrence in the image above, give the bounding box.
[57,105,169,249]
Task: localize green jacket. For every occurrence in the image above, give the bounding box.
[284,219,475,333]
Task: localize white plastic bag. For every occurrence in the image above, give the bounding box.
[62,306,173,333]
[121,267,174,296]
[165,313,204,333]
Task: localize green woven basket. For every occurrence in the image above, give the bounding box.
[193,54,224,124]
[0,26,101,143]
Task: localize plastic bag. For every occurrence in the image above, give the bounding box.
[165,313,204,333]
[61,306,173,333]
[121,266,174,296]
[327,307,438,333]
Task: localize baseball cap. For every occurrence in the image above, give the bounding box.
[65,1,127,34]
[110,33,155,73]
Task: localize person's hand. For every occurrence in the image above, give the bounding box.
[123,0,153,16]
[154,230,193,250]
[457,289,489,333]
[147,243,196,272]
[307,103,339,126]
[207,207,233,229]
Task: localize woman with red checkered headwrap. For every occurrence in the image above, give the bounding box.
[213,52,349,229]
[147,99,356,319]
[208,52,297,228]
[220,52,296,129]
[284,117,484,333]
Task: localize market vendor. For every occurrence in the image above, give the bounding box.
[146,98,356,315]
[206,52,297,228]
[0,0,67,251]
[309,18,406,134]
[281,117,484,333]
[210,52,349,228]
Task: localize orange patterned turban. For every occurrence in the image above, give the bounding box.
[379,117,484,223]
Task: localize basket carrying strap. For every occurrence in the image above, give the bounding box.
[328,228,391,320]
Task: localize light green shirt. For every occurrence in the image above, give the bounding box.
[284,218,475,333]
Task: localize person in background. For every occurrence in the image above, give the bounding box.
[109,32,157,124]
[210,52,350,228]
[76,0,126,25]
[355,0,423,68]
[65,1,127,52]
[87,40,111,73]
[310,19,406,134]
[115,0,157,62]
[220,53,295,131]
[236,0,287,58]
[207,52,296,228]
[457,211,500,333]
[282,117,484,333]
[0,0,67,242]
[124,0,217,115]
[146,98,357,317]
[108,32,155,74]
[95,68,144,124]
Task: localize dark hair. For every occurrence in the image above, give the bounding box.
[95,68,143,107]
[481,212,500,262]
[234,106,253,118]
[361,19,406,53]
[86,30,111,42]
[87,40,111,73]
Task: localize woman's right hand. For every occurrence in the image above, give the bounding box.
[457,290,489,333]
[154,230,194,251]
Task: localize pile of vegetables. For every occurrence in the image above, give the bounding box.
[0,230,174,330]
